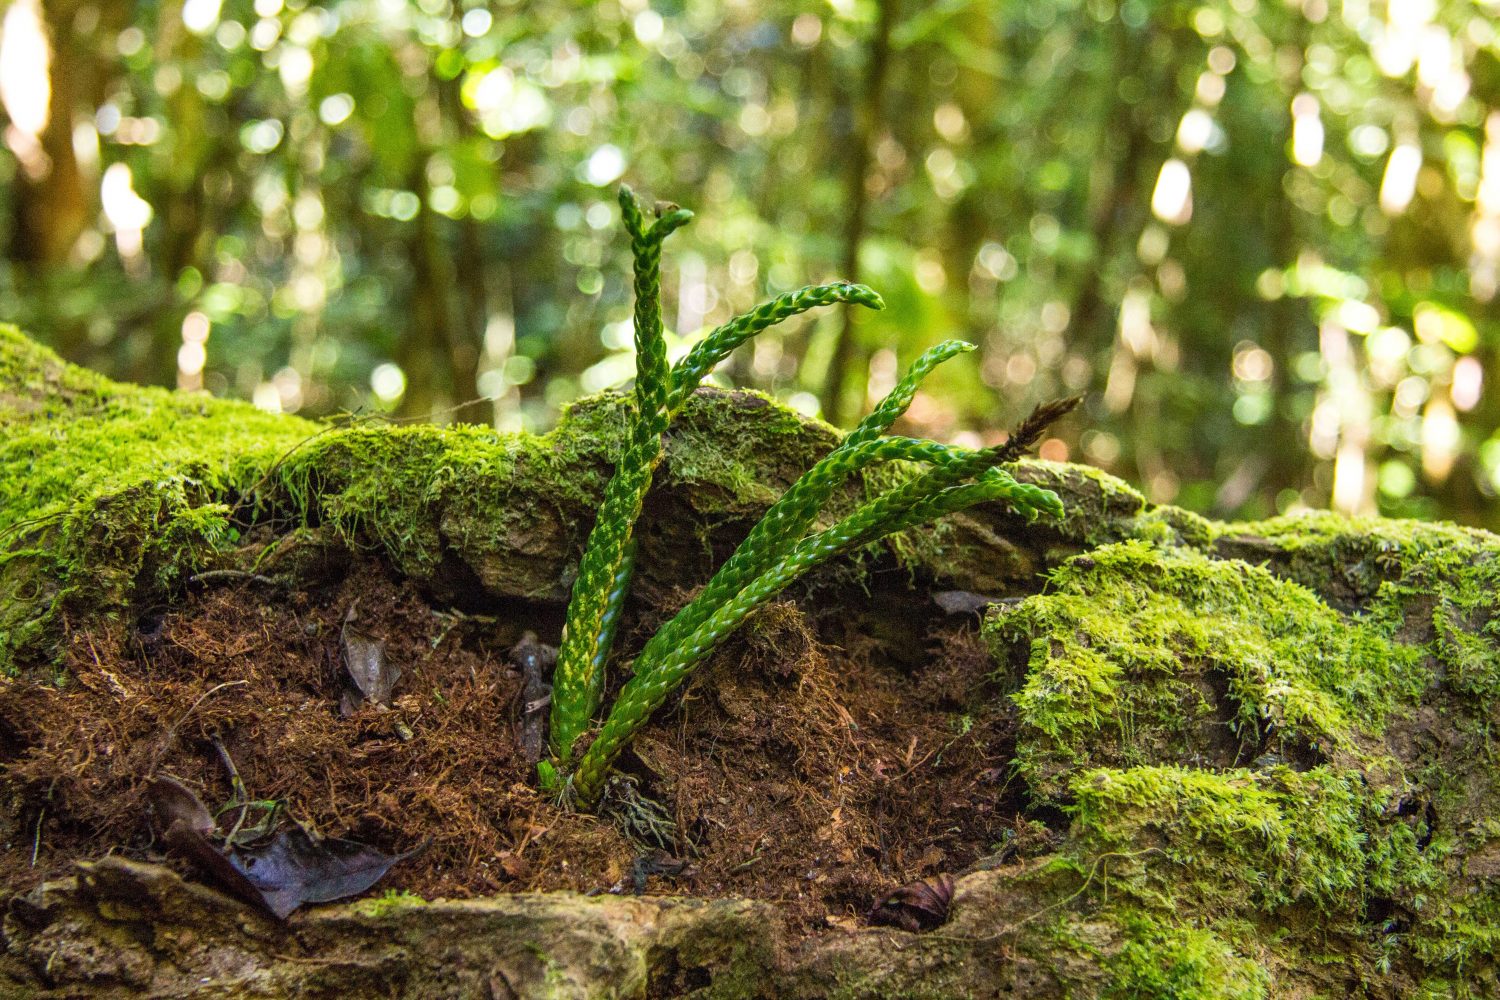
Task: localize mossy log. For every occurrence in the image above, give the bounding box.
[3,327,1499,998]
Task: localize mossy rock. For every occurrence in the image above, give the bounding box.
[0,326,1177,674]
[0,328,857,672]
[3,328,1500,998]
[986,522,1500,996]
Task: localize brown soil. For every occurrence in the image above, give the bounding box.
[0,558,1032,926]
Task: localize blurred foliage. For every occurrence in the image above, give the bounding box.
[2,0,1500,527]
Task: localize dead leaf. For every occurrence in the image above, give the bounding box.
[867,873,956,932]
[340,602,399,715]
[149,775,214,837]
[629,850,689,894]
[232,827,427,919]
[147,776,425,920]
[497,851,532,881]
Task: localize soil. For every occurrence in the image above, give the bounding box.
[0,556,1034,927]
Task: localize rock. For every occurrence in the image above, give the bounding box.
[0,856,1088,998]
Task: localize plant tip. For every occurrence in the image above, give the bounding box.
[851,285,886,310]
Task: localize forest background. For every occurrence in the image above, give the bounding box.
[4,0,1499,528]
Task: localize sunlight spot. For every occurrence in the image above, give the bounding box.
[1151,159,1192,225]
[370,363,405,403]
[1291,94,1323,167]
[1379,143,1422,215]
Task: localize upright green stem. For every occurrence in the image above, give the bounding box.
[548,192,884,765]
[549,189,690,763]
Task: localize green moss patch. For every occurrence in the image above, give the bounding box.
[0,326,315,670]
[1218,512,1500,700]
[1100,914,1269,1000]
[1069,765,1415,912]
[988,540,1426,798]
[0,329,886,669]
[985,526,1500,994]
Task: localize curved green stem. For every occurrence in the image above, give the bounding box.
[667,282,884,413]
[569,466,1060,804]
[637,341,978,667]
[550,188,690,763]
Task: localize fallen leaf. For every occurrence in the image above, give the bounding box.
[867,873,956,932]
[340,602,399,715]
[151,778,272,914]
[147,776,425,920]
[149,775,214,837]
[233,827,427,920]
[629,850,689,894]
[497,851,532,881]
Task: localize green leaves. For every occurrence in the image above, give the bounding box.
[666,282,885,413]
[547,188,881,765]
[549,188,690,763]
[547,187,1074,805]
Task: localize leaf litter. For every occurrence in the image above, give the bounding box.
[0,557,1035,927]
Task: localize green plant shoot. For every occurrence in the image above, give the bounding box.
[548,187,883,765]
[546,187,1074,805]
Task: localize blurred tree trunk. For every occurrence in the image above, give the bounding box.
[10,0,88,268]
[450,217,490,424]
[10,0,129,361]
[822,0,899,426]
[396,164,453,422]
[395,64,485,424]
[1068,19,1162,361]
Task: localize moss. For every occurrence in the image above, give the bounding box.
[263,386,851,604]
[662,386,842,513]
[988,764,1455,996]
[1101,914,1269,1000]
[350,888,428,918]
[0,325,313,531]
[1067,766,1408,912]
[1012,460,1148,548]
[0,327,315,669]
[1401,874,1500,982]
[985,525,1500,993]
[1047,764,1489,992]
[0,329,876,668]
[866,458,1160,594]
[270,422,572,600]
[988,540,1426,798]
[1130,504,1217,550]
[1215,511,1500,632]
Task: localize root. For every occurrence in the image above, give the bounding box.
[598,774,678,851]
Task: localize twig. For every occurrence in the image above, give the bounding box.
[188,569,283,588]
[153,680,248,770]
[30,807,44,866]
[926,848,1166,944]
[211,733,255,844]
